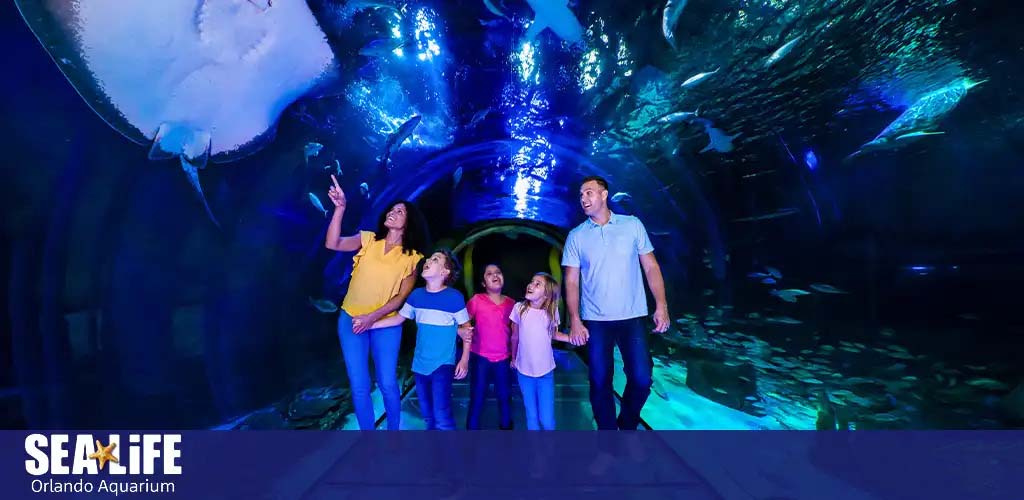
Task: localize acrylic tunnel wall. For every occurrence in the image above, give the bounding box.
[6,0,1024,433]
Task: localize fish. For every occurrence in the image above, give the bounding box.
[359,38,406,58]
[966,378,1009,391]
[305,142,323,160]
[658,108,700,124]
[695,118,740,154]
[482,0,510,20]
[333,159,343,177]
[765,35,803,67]
[359,182,371,199]
[610,192,632,203]
[662,0,688,50]
[453,166,464,187]
[308,193,327,217]
[765,316,803,325]
[844,78,986,162]
[346,0,402,14]
[770,289,808,303]
[468,107,491,128]
[761,277,777,285]
[523,0,585,46]
[764,266,783,279]
[309,297,339,313]
[16,0,341,228]
[732,208,800,222]
[747,272,770,279]
[872,413,902,422]
[810,283,848,294]
[380,115,422,169]
[681,68,719,88]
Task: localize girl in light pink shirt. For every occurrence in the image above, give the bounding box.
[510,273,571,430]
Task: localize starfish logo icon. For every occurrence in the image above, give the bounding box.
[88,440,118,470]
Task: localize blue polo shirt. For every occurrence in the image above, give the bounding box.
[399,287,470,375]
[561,213,654,321]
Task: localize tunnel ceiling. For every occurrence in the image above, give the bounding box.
[4,0,1023,262]
[301,0,1024,258]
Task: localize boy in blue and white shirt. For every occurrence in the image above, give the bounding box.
[373,249,471,430]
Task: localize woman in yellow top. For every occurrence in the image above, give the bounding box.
[325,175,427,430]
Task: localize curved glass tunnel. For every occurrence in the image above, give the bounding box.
[2,0,1023,431]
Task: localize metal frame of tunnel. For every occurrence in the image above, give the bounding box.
[452,220,565,299]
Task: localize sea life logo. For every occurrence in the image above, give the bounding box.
[24,434,181,495]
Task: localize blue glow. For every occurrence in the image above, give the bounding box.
[386,11,405,58]
[579,49,601,91]
[804,149,819,170]
[414,9,441,61]
[516,42,539,84]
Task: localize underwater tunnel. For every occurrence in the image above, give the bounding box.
[2,0,1024,433]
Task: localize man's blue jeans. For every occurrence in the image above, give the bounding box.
[466,352,513,430]
[415,364,456,430]
[585,317,653,430]
[338,310,403,430]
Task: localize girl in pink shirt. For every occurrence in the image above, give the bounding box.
[464,264,516,430]
[510,273,571,430]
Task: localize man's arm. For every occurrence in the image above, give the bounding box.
[352,273,416,333]
[640,252,670,333]
[564,266,589,346]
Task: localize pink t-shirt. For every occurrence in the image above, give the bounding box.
[510,303,559,378]
[466,294,514,362]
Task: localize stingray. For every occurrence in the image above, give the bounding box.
[16,0,342,227]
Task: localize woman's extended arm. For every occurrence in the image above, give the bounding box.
[324,175,362,252]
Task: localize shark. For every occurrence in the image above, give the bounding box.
[845,77,986,162]
[523,0,584,46]
[15,0,341,227]
[379,115,422,169]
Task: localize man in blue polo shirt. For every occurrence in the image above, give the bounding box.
[562,176,670,430]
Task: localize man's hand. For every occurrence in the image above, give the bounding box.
[569,319,589,346]
[458,325,474,343]
[455,359,469,380]
[652,307,670,333]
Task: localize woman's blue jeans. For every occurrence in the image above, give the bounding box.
[338,310,403,430]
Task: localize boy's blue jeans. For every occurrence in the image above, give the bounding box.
[337,310,403,430]
[585,317,653,430]
[415,364,456,430]
[466,352,513,430]
[517,370,555,430]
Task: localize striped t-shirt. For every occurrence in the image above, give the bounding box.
[399,287,470,375]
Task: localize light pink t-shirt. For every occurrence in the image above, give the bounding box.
[510,303,559,378]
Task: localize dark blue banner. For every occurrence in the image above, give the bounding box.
[2,431,1021,499]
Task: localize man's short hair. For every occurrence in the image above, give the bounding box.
[581,175,609,192]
